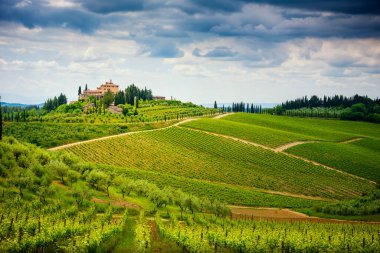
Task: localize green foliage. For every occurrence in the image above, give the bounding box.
[64,127,374,200]
[314,190,380,216]
[103,90,115,107]
[156,214,380,252]
[224,113,380,140]
[3,123,130,148]
[182,118,318,148]
[287,138,380,183]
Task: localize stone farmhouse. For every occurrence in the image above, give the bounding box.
[79,80,119,100]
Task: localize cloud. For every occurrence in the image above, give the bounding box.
[0,0,100,33]
[149,43,184,58]
[193,47,237,58]
[76,0,144,14]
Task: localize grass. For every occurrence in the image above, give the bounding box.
[181,118,318,147]
[63,127,375,201]
[224,113,380,141]
[287,138,380,183]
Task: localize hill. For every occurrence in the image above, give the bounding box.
[61,115,377,204]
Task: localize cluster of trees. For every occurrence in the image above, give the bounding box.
[281,94,380,110]
[0,137,230,217]
[230,102,263,113]
[111,177,231,217]
[279,95,380,123]
[314,189,380,216]
[115,84,153,106]
[1,105,41,122]
[43,93,67,112]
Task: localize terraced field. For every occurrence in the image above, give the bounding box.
[63,127,374,202]
[223,113,380,141]
[287,138,380,183]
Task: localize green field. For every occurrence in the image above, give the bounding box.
[287,138,380,183]
[223,113,380,141]
[3,121,176,148]
[181,118,318,147]
[63,127,374,201]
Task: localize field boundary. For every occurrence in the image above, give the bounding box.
[274,141,317,152]
[340,137,363,144]
[213,112,235,119]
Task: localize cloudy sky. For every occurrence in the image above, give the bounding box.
[0,0,380,104]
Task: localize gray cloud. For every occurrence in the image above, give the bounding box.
[193,47,237,58]
[149,42,184,58]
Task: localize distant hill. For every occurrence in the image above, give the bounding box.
[0,102,44,107]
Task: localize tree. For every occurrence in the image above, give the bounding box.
[48,160,69,184]
[78,86,82,96]
[72,188,91,208]
[10,168,32,197]
[103,90,115,107]
[149,187,168,208]
[214,101,218,109]
[67,170,80,186]
[185,195,200,214]
[85,84,88,91]
[174,189,187,218]
[114,177,132,198]
[86,170,107,190]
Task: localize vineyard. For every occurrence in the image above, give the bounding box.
[287,138,380,183]
[63,127,375,201]
[223,113,380,141]
[0,198,128,252]
[156,213,380,252]
[181,118,318,148]
[3,121,175,148]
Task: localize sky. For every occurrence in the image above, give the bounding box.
[0,0,380,104]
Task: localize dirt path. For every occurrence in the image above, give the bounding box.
[274,141,317,152]
[213,112,235,119]
[48,116,211,151]
[92,197,143,209]
[340,137,363,144]
[229,206,380,224]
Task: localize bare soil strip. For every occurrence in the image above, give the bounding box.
[340,137,363,144]
[229,206,380,224]
[213,112,235,119]
[274,141,317,152]
[92,197,143,209]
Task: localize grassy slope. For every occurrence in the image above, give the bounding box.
[63,127,374,201]
[181,118,318,147]
[287,138,380,183]
[223,113,380,141]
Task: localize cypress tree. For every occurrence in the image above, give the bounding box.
[214,101,218,109]
[78,86,82,96]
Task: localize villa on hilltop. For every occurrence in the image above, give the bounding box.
[79,80,119,100]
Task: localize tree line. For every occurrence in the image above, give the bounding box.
[114,84,153,106]
[43,93,67,112]
[279,94,380,123]
[281,94,380,110]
